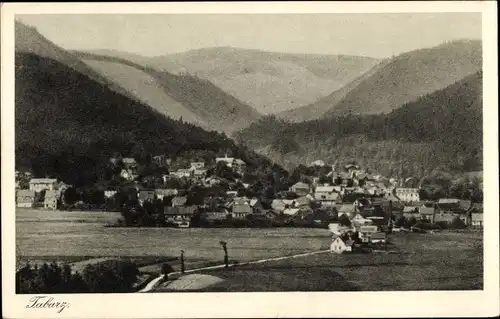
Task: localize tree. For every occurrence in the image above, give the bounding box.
[162,263,175,276]
[450,216,467,229]
[219,241,229,268]
[63,187,79,205]
[407,216,418,228]
[395,215,408,228]
[338,214,351,227]
[82,259,139,293]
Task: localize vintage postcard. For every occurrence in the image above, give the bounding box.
[1,1,499,318]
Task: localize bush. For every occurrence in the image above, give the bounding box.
[161,263,175,275]
[449,217,467,229]
[82,259,139,293]
[16,262,87,294]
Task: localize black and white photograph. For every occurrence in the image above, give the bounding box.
[2,2,499,318]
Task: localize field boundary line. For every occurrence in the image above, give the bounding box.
[139,249,331,293]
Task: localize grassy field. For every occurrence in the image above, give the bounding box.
[162,231,482,292]
[16,208,332,270]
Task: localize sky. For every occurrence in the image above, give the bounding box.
[17,13,482,58]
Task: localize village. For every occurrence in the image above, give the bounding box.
[15,151,484,254]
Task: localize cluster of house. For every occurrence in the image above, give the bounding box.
[15,160,483,233]
[15,175,69,210]
[399,199,483,228]
[113,155,247,182]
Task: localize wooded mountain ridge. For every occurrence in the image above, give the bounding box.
[236,70,483,180]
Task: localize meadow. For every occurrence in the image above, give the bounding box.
[16,208,332,270]
[184,231,483,291]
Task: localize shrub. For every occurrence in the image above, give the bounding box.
[82,259,139,293]
[450,217,467,229]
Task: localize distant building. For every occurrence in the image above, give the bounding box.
[216,155,246,172]
[330,237,354,254]
[290,182,311,196]
[190,162,205,169]
[358,225,378,243]
[436,198,472,214]
[120,169,138,181]
[171,196,187,207]
[370,232,387,244]
[419,206,435,223]
[203,209,229,222]
[309,160,326,167]
[155,189,178,200]
[402,206,419,219]
[471,213,483,228]
[193,169,208,179]
[122,158,138,169]
[164,206,197,227]
[338,203,355,217]
[232,204,253,219]
[170,169,193,179]
[16,190,36,208]
[104,190,117,199]
[395,188,420,202]
[138,191,155,205]
[43,190,58,210]
[314,185,338,205]
[153,155,170,167]
[29,178,57,193]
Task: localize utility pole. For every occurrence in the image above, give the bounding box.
[219,241,229,268]
[180,250,185,274]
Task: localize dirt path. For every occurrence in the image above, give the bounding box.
[139,249,330,293]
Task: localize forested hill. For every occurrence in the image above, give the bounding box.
[71,51,262,135]
[15,52,278,186]
[324,40,481,116]
[235,71,482,179]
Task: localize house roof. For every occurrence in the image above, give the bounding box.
[294,196,310,206]
[122,158,137,164]
[17,190,35,197]
[403,206,417,213]
[437,198,460,204]
[155,189,178,196]
[249,198,260,207]
[283,208,300,216]
[216,157,235,163]
[139,191,155,200]
[436,199,471,212]
[29,178,57,184]
[292,182,310,189]
[234,159,246,165]
[172,196,187,206]
[471,203,483,213]
[471,213,483,221]
[371,232,387,239]
[233,204,253,214]
[164,206,197,216]
[338,204,354,213]
[315,186,335,193]
[314,192,339,201]
[194,169,207,175]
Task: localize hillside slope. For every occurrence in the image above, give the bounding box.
[15,52,275,186]
[236,71,482,179]
[322,40,482,116]
[137,47,380,114]
[73,51,262,134]
[15,21,137,101]
[276,58,392,122]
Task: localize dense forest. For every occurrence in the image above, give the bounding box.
[236,71,482,180]
[15,53,278,187]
